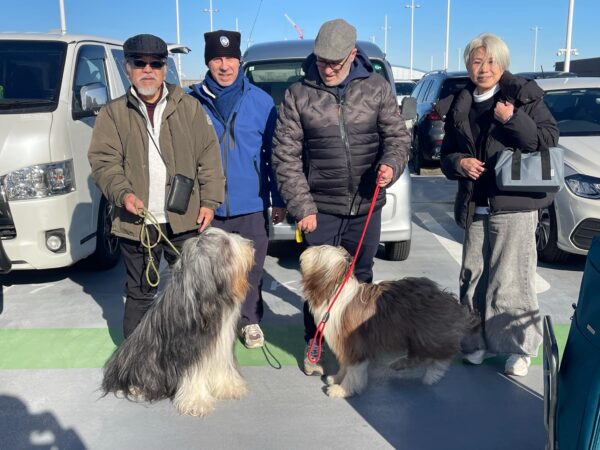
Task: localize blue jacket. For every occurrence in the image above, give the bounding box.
[190,77,284,217]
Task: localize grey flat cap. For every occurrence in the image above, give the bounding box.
[314,19,356,61]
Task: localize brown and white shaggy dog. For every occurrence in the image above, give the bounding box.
[300,245,480,398]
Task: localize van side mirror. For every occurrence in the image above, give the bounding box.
[400,97,417,120]
[74,82,107,119]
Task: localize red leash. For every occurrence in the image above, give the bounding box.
[306,173,383,364]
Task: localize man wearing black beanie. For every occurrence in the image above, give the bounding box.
[190,30,286,349]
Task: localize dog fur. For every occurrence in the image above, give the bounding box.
[102,227,255,416]
[300,245,480,398]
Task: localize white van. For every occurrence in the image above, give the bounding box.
[0,33,186,272]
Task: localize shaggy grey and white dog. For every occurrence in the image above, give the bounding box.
[300,245,480,398]
[102,227,255,416]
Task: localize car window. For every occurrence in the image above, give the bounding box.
[0,40,66,113]
[544,88,600,136]
[439,78,469,100]
[424,78,442,102]
[411,80,424,100]
[72,44,108,115]
[416,79,432,102]
[395,82,415,96]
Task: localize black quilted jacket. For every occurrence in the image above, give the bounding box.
[272,49,410,219]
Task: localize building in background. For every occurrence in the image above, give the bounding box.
[391,64,425,81]
[555,57,600,77]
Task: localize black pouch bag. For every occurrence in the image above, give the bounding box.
[166,173,194,215]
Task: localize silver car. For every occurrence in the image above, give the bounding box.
[536,77,600,263]
[242,40,413,261]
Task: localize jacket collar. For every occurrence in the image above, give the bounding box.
[435,71,545,120]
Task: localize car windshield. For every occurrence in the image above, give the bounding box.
[0,40,67,113]
[439,78,469,99]
[396,82,415,96]
[245,59,390,107]
[544,88,600,136]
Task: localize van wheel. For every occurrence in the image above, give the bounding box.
[411,135,422,175]
[536,204,569,264]
[90,196,120,269]
[385,240,411,261]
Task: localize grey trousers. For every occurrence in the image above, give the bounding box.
[460,211,542,356]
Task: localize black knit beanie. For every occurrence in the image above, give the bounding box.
[204,30,241,65]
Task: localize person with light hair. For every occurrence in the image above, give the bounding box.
[437,33,558,376]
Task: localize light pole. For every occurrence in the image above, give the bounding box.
[563,0,575,72]
[531,26,541,71]
[58,0,67,34]
[444,0,450,70]
[457,47,461,70]
[382,15,391,55]
[405,0,421,79]
[203,0,218,32]
[175,0,182,78]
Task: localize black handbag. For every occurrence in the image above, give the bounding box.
[147,131,194,215]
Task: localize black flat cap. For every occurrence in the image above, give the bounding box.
[123,34,168,59]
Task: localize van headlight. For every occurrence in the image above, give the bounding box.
[4,160,75,200]
[565,173,600,199]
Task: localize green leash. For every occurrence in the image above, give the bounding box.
[138,209,181,288]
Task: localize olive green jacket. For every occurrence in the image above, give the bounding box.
[88,83,224,240]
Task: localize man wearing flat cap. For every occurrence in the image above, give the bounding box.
[89,33,225,338]
[272,19,411,375]
[190,30,285,349]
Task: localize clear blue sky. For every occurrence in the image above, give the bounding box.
[1,0,597,80]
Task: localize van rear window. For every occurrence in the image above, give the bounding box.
[0,40,67,113]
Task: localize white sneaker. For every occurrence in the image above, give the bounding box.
[463,350,495,365]
[241,324,264,349]
[504,355,531,377]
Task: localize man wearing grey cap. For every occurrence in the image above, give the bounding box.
[272,19,411,375]
[89,34,225,338]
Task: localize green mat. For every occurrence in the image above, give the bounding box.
[0,324,570,370]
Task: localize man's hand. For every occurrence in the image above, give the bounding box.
[123,193,144,216]
[377,164,394,187]
[197,207,215,233]
[271,207,286,225]
[460,157,486,180]
[494,100,514,124]
[297,214,317,233]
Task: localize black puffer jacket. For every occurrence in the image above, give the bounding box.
[272,48,410,219]
[437,71,559,229]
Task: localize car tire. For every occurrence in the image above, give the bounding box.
[536,204,570,264]
[411,134,422,175]
[385,240,411,261]
[89,196,121,269]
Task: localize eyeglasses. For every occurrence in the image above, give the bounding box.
[129,59,166,69]
[316,53,351,71]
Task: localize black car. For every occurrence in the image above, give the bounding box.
[410,71,469,174]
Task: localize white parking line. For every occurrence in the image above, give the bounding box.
[29,284,54,294]
[418,212,550,294]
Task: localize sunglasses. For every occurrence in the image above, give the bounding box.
[315,53,351,71]
[129,59,166,69]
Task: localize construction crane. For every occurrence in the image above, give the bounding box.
[284,13,304,40]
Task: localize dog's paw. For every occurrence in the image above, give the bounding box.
[176,400,216,417]
[326,384,351,398]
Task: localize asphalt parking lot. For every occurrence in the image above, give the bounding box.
[0,174,584,449]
